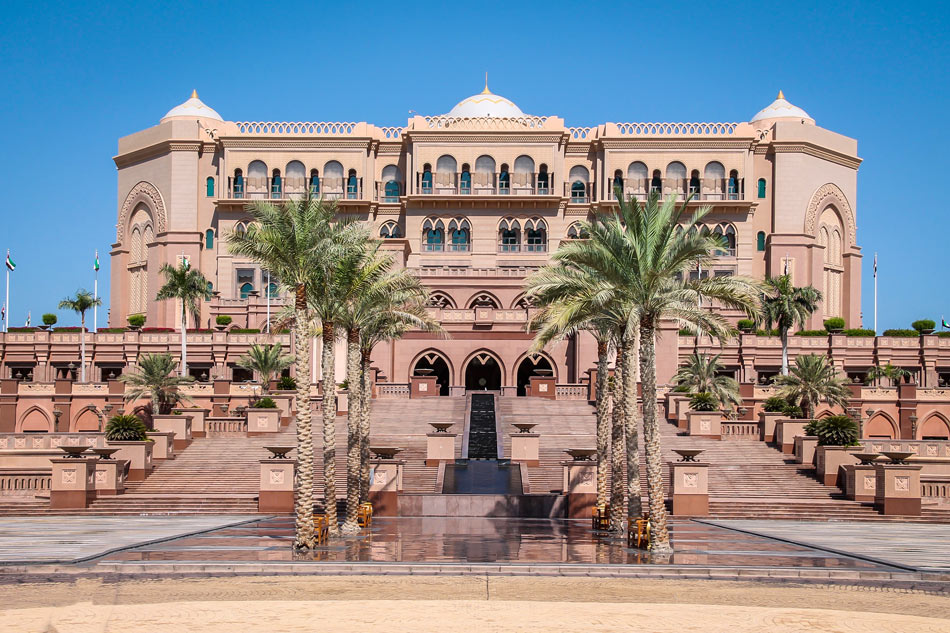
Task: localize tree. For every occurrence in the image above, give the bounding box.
[227,194,359,549]
[155,261,211,378]
[58,289,101,382]
[673,353,742,413]
[773,354,851,420]
[759,276,822,375]
[237,343,294,393]
[551,191,761,552]
[120,353,194,415]
[866,362,912,387]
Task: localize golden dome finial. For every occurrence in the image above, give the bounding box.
[482,72,491,95]
[777,89,785,100]
[191,89,199,99]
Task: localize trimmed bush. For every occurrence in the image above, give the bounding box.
[912,319,936,333]
[882,329,918,338]
[7,326,36,332]
[277,375,297,390]
[737,319,755,331]
[813,415,860,446]
[803,420,820,436]
[938,332,950,339]
[216,315,233,326]
[784,404,805,419]
[689,392,719,412]
[756,328,781,336]
[678,328,694,336]
[105,414,148,442]
[251,397,277,409]
[97,328,125,333]
[796,330,828,337]
[42,313,57,326]
[823,317,845,332]
[54,326,85,332]
[127,314,146,327]
[762,396,788,413]
[141,327,175,333]
[230,328,261,334]
[843,329,876,337]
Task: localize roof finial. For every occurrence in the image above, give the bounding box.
[777,89,785,100]
[191,89,199,99]
[482,72,491,95]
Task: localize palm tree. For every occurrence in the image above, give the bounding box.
[155,261,211,378]
[773,354,851,419]
[673,353,742,413]
[227,194,357,549]
[120,353,194,415]
[550,191,761,552]
[58,289,102,382]
[759,276,822,375]
[237,343,294,393]
[866,362,912,387]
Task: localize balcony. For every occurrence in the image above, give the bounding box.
[614,178,745,202]
[227,177,363,201]
[565,181,594,203]
[415,172,555,196]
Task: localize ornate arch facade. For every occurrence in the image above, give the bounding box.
[803,183,856,246]
[117,181,167,243]
[461,348,507,385]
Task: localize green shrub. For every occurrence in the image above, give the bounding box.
[97,328,126,333]
[105,414,148,442]
[737,319,755,331]
[813,415,860,446]
[216,315,233,326]
[678,328,694,336]
[756,328,780,336]
[277,375,297,390]
[823,317,845,332]
[912,319,936,333]
[251,397,277,409]
[42,313,57,326]
[672,383,691,393]
[54,326,84,332]
[127,314,146,327]
[275,328,290,334]
[938,332,950,339]
[795,330,828,337]
[689,392,719,412]
[762,396,788,413]
[882,329,918,338]
[803,420,820,436]
[230,328,261,334]
[843,329,876,337]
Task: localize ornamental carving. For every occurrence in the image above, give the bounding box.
[804,183,856,245]
[269,469,284,485]
[895,476,909,492]
[62,470,76,485]
[683,473,698,488]
[863,475,875,490]
[117,181,167,243]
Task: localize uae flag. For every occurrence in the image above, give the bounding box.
[4,253,14,271]
[943,319,950,330]
[94,252,99,272]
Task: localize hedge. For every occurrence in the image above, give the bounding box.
[843,329,876,337]
[882,329,919,338]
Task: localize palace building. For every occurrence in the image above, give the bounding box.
[110,86,862,392]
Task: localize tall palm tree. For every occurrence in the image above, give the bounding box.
[227,194,356,549]
[773,354,851,419]
[552,191,761,552]
[155,261,211,378]
[58,289,101,382]
[673,352,742,413]
[237,343,294,393]
[759,275,822,375]
[120,353,194,415]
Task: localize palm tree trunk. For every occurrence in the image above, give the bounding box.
[640,320,671,552]
[80,313,87,383]
[781,328,789,376]
[359,349,372,503]
[594,340,610,508]
[321,321,339,536]
[609,343,626,532]
[623,333,643,523]
[292,286,315,549]
[342,328,361,534]
[181,303,188,378]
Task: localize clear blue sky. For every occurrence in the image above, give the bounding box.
[0,1,947,329]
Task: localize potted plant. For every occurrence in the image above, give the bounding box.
[686,392,722,438]
[41,313,57,331]
[276,375,297,391]
[823,317,845,333]
[247,396,281,434]
[912,319,936,335]
[104,414,154,481]
[737,318,755,333]
[813,415,861,486]
[215,315,232,331]
[759,396,789,442]
[127,314,146,330]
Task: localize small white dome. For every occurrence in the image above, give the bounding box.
[161,90,223,122]
[751,91,814,124]
[446,82,524,118]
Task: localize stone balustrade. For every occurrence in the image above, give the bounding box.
[0,469,51,496]
[721,422,757,438]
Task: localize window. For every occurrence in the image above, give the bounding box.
[713,224,736,256]
[757,178,766,198]
[569,165,589,202]
[286,161,305,195]
[324,161,344,198]
[627,161,648,196]
[757,231,766,252]
[248,161,267,197]
[728,169,740,200]
[524,218,547,252]
[499,163,510,193]
[513,155,535,193]
[267,282,279,298]
[239,283,254,299]
[460,164,472,194]
[666,161,687,194]
[421,164,433,194]
[423,218,445,251]
[448,218,471,251]
[271,169,282,198]
[381,165,401,201]
[612,170,623,200]
[379,221,401,239]
[206,177,215,197]
[233,169,244,198]
[347,169,358,199]
[567,222,588,239]
[205,281,213,301]
[537,164,549,194]
[689,170,701,196]
[498,219,521,252]
[205,229,214,250]
[234,221,247,236]
[474,155,495,193]
[703,161,725,199]
[310,169,320,194]
[651,169,662,193]
[237,269,255,299]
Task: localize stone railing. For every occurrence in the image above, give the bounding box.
[408,266,540,278]
[0,433,106,449]
[379,126,404,139]
[567,126,594,140]
[206,418,247,434]
[721,422,758,438]
[917,388,950,401]
[555,385,587,400]
[860,439,950,458]
[922,476,950,499]
[377,384,410,399]
[180,383,214,395]
[423,115,549,130]
[615,121,738,136]
[0,470,51,496]
[235,121,358,135]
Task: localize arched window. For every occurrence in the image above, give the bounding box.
[666,161,687,195]
[460,163,472,194]
[206,176,215,197]
[524,218,548,252]
[232,169,245,198]
[713,224,737,256]
[240,283,254,299]
[448,218,471,252]
[757,178,766,198]
[379,221,401,239]
[612,169,623,200]
[703,161,725,200]
[381,164,401,201]
[499,163,510,194]
[286,161,305,196]
[474,155,495,193]
[498,218,521,252]
[267,281,279,298]
[427,292,455,309]
[206,281,213,301]
[346,169,358,199]
[728,169,740,200]
[324,161,344,199]
[205,229,214,250]
[566,222,588,239]
[537,164,550,194]
[513,155,535,193]
[651,169,662,193]
[234,221,247,236]
[248,160,267,198]
[310,169,320,194]
[569,165,590,202]
[756,231,766,252]
[421,163,433,194]
[626,162,648,198]
[270,169,282,198]
[468,293,500,309]
[689,170,701,196]
[435,155,457,193]
[422,218,445,251]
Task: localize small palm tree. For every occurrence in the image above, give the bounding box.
[673,353,742,412]
[155,261,211,377]
[58,289,102,382]
[120,353,194,415]
[866,363,912,387]
[237,343,294,393]
[773,354,851,420]
[760,276,822,375]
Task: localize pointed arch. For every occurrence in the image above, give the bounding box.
[17,406,52,433]
[919,413,950,440]
[804,183,857,246]
[73,406,102,432]
[410,349,455,391]
[467,291,501,309]
[866,412,898,439]
[461,348,506,389]
[117,181,167,242]
[427,291,456,309]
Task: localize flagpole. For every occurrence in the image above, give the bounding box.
[873,252,878,334]
[93,250,98,333]
[266,270,271,334]
[4,249,9,334]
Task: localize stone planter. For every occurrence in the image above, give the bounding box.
[246,407,281,435]
[105,440,153,481]
[50,457,96,509]
[686,411,722,439]
[369,459,404,516]
[527,376,556,399]
[259,458,295,513]
[843,464,876,501]
[410,376,439,398]
[794,435,818,466]
[173,407,209,437]
[510,433,540,467]
[874,463,922,515]
[774,419,809,454]
[336,390,348,414]
[669,461,709,516]
[93,458,127,495]
[146,431,176,460]
[815,445,860,487]
[758,411,785,443]
[425,432,457,466]
[151,414,192,450]
[562,460,597,518]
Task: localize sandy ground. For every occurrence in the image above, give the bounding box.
[1,576,949,632]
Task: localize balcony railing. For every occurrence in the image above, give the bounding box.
[498,241,547,254]
[615,178,745,202]
[227,177,363,201]
[565,181,595,203]
[416,172,555,196]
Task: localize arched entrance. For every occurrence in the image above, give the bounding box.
[465,355,502,391]
[516,355,554,396]
[921,415,950,440]
[412,352,451,396]
[866,414,897,439]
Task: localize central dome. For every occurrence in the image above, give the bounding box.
[446,82,524,118]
